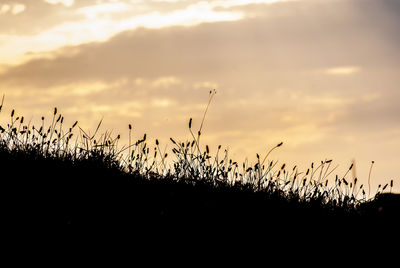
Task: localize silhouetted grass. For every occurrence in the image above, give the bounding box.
[1,96,398,232]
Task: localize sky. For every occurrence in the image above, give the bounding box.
[1,0,399,194]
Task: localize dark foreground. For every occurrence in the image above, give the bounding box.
[3,148,399,237]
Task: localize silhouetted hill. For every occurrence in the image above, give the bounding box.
[1,106,398,237]
[3,144,398,232]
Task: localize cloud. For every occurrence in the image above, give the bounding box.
[12,4,26,15]
[0,0,246,65]
[44,0,75,7]
[0,4,11,14]
[324,66,361,75]
[77,2,131,19]
[2,0,400,86]
[0,3,26,15]
[151,76,182,88]
[203,0,295,9]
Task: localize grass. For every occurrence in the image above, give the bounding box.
[1,94,398,231]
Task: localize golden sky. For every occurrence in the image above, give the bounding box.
[1,0,399,194]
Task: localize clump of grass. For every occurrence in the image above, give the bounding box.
[0,106,120,169]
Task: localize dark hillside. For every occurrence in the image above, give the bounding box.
[1,107,398,236]
[3,142,398,232]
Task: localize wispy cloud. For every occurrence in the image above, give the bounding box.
[324,66,361,75]
[44,0,75,7]
[0,3,26,15]
[77,2,132,19]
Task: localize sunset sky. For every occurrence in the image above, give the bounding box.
[1,0,399,194]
